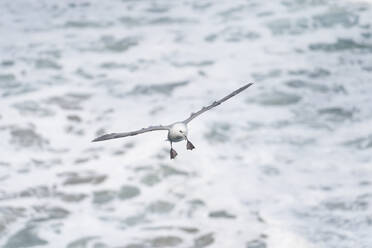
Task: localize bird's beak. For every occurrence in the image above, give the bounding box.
[180,131,187,139]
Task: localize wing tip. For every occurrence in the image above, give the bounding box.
[91,134,111,142]
[242,82,254,90]
[91,137,102,142]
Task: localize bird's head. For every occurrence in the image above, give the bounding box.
[169,122,188,139]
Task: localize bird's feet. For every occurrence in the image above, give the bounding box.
[187,140,195,150]
[170,148,178,159]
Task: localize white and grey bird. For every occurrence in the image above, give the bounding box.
[92,83,254,159]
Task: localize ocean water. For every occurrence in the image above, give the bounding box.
[1,0,372,247]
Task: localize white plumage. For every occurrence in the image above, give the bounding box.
[92,83,253,159]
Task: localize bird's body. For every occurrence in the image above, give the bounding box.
[168,122,187,142]
[92,83,253,159]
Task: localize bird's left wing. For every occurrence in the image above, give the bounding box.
[92,125,170,142]
[183,83,253,124]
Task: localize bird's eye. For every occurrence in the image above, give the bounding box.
[179,130,183,133]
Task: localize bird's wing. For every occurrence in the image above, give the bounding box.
[183,83,254,124]
[92,125,170,142]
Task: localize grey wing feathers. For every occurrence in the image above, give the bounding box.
[183,83,254,124]
[92,125,170,142]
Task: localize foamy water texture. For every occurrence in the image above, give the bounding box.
[1,0,372,247]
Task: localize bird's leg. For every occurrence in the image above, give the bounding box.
[185,137,195,150]
[170,141,177,159]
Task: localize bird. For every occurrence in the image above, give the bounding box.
[92,83,254,159]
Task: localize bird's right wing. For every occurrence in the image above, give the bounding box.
[183,83,253,124]
[92,125,170,142]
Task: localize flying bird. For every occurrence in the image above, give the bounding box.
[92,83,254,159]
